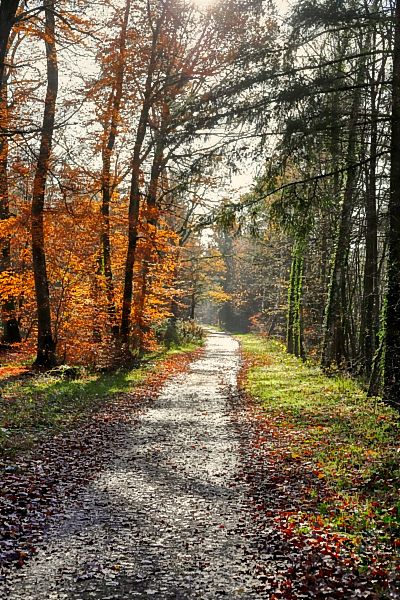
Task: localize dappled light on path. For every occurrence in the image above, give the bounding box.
[3,333,262,599]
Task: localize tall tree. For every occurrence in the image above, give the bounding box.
[31,0,58,366]
[119,0,271,349]
[0,0,19,88]
[0,2,22,343]
[321,74,363,369]
[383,0,400,410]
[119,7,161,347]
[359,38,381,377]
[100,0,131,334]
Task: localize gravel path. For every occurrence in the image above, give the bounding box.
[2,332,262,599]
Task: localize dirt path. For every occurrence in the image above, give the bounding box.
[2,332,263,599]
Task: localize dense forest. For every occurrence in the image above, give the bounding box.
[1,0,400,408]
[204,0,400,410]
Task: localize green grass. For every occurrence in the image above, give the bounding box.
[237,334,400,565]
[0,342,200,457]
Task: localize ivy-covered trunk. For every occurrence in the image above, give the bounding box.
[287,243,305,359]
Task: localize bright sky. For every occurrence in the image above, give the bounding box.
[192,0,216,6]
[192,0,289,10]
[192,0,290,14]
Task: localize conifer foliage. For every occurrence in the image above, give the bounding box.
[204,0,400,408]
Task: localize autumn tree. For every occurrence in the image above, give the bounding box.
[109,0,277,354]
[30,0,58,366]
[99,0,132,334]
[0,32,21,344]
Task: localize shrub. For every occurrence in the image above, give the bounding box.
[155,318,205,348]
[175,319,205,345]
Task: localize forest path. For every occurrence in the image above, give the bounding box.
[3,332,263,600]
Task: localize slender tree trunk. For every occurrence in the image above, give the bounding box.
[190,292,195,320]
[134,117,167,347]
[120,28,159,347]
[219,232,235,330]
[287,242,305,358]
[368,312,385,397]
[383,0,400,410]
[286,252,296,354]
[100,0,131,334]
[169,242,182,320]
[136,264,149,354]
[0,1,21,343]
[322,80,362,369]
[361,125,379,374]
[134,138,165,354]
[293,255,305,359]
[120,121,147,346]
[31,0,58,367]
[360,38,379,376]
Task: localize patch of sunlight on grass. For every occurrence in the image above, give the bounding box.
[237,333,400,542]
[0,342,200,456]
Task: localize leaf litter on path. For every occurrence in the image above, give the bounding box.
[0,348,202,578]
[1,335,262,599]
[2,334,397,599]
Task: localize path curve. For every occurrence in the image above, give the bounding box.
[3,332,262,600]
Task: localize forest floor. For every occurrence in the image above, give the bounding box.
[1,332,264,599]
[0,332,399,599]
[236,334,400,599]
[0,343,201,456]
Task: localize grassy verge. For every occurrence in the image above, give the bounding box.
[0,342,201,457]
[237,334,400,577]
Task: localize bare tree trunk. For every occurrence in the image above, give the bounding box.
[100,0,131,334]
[383,0,400,410]
[135,123,167,351]
[136,264,149,354]
[120,112,148,346]
[120,24,160,347]
[31,0,58,367]
[190,292,195,320]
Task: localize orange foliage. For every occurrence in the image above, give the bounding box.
[0,0,275,366]
[0,179,181,365]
